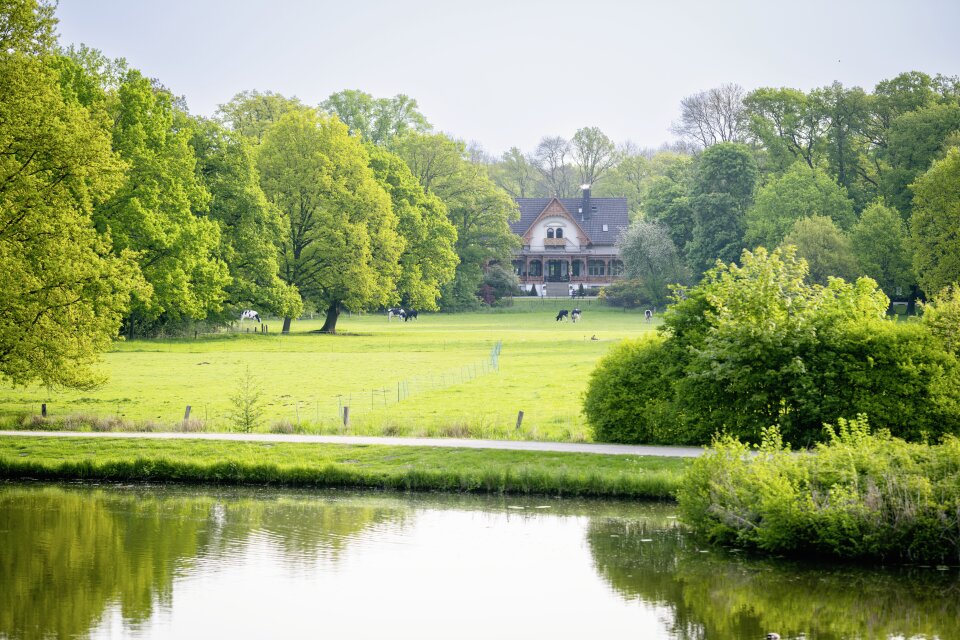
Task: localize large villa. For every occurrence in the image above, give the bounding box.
[510,187,630,297]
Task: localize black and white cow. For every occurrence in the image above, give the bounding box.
[404,309,419,321]
[388,307,406,321]
[556,309,569,322]
[571,308,581,323]
[240,309,261,324]
[644,309,654,323]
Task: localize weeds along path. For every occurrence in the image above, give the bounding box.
[0,430,703,457]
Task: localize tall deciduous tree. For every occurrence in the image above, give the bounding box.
[531,136,576,197]
[365,144,458,310]
[850,202,914,299]
[258,110,402,333]
[617,220,687,307]
[0,3,143,388]
[910,147,960,296]
[782,216,858,285]
[571,126,618,187]
[189,119,302,319]
[745,162,856,249]
[321,90,430,146]
[671,83,749,148]
[393,132,518,309]
[744,87,827,172]
[96,70,229,335]
[216,90,305,144]
[686,143,757,276]
[883,103,960,215]
[810,82,872,206]
[489,147,541,198]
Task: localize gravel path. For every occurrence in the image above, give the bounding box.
[0,430,704,458]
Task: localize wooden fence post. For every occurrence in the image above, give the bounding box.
[343,406,350,427]
[184,405,191,421]
[515,410,524,430]
[41,403,47,418]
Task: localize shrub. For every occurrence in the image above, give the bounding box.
[582,336,697,444]
[585,248,960,446]
[598,279,650,308]
[813,319,960,442]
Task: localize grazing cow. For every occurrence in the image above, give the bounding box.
[571,308,581,323]
[240,309,261,323]
[404,309,419,321]
[644,309,653,322]
[388,307,406,321]
[556,309,569,322]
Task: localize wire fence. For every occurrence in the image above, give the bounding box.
[3,340,507,431]
[331,340,503,422]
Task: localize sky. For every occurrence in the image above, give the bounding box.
[53,0,960,156]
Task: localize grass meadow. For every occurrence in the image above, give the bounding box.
[1,299,658,441]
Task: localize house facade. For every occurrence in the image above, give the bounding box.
[509,187,629,297]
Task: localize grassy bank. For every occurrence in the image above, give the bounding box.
[0,436,688,499]
[0,300,656,441]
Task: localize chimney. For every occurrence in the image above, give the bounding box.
[581,184,591,220]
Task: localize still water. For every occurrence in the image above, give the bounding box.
[0,482,957,640]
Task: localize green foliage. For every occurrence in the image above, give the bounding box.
[479,264,520,302]
[227,366,265,433]
[910,147,960,296]
[743,87,825,172]
[392,132,519,311]
[321,90,430,146]
[586,246,960,446]
[258,110,402,333]
[884,103,960,214]
[216,90,305,144]
[0,43,143,387]
[850,201,915,298]
[745,162,856,248]
[597,279,650,308]
[97,69,229,333]
[0,0,55,55]
[365,144,457,311]
[189,118,302,320]
[782,215,858,285]
[677,419,960,563]
[583,336,692,444]
[920,284,960,354]
[687,143,757,275]
[617,219,687,307]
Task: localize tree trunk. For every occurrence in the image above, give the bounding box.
[282,316,292,334]
[320,301,340,334]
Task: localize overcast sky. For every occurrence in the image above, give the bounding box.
[54,0,960,156]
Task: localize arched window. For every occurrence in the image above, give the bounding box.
[555,228,564,239]
[546,228,555,239]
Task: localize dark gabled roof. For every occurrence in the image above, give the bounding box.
[510,197,629,245]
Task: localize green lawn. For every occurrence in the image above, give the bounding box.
[0,436,687,499]
[1,299,658,441]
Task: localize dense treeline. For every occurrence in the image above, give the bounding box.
[0,0,516,389]
[482,77,960,306]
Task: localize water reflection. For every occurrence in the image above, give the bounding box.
[0,482,957,640]
[587,517,960,639]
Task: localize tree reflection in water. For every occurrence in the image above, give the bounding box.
[587,517,960,640]
[0,483,406,640]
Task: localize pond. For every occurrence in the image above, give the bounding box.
[0,482,957,639]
